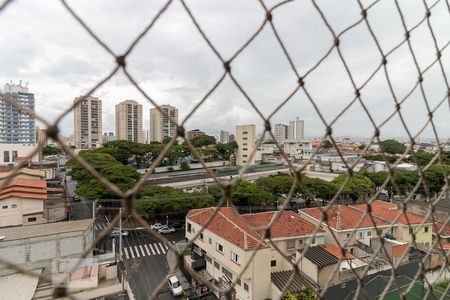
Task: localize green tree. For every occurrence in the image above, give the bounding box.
[256,174,293,195]
[323,140,333,149]
[332,174,375,201]
[42,145,62,156]
[380,139,406,154]
[135,193,215,214]
[180,161,191,171]
[67,152,139,199]
[282,287,317,300]
[191,135,216,147]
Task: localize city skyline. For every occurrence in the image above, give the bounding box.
[0,1,448,141]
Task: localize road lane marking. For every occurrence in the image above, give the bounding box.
[164,243,168,249]
[129,247,135,258]
[154,243,161,255]
[134,246,141,258]
[124,247,130,259]
[139,245,145,257]
[149,244,156,255]
[144,245,151,256]
[158,243,166,254]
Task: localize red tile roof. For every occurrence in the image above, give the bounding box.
[187,207,266,250]
[433,222,450,237]
[301,205,390,230]
[320,244,355,260]
[187,208,324,250]
[0,178,47,200]
[242,210,325,239]
[350,200,430,225]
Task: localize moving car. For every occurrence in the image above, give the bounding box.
[110,230,129,238]
[158,226,175,234]
[151,223,163,230]
[167,275,183,296]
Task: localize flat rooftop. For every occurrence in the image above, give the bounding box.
[0,219,93,242]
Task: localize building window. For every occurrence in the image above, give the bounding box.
[187,222,192,233]
[243,143,248,146]
[287,240,295,250]
[205,255,212,264]
[243,155,248,157]
[358,232,363,239]
[243,148,248,151]
[3,151,9,163]
[311,237,316,244]
[376,229,382,236]
[11,204,17,208]
[299,238,304,244]
[424,227,429,233]
[367,231,372,237]
[271,260,277,267]
[244,283,249,292]
[200,233,204,240]
[2,205,7,209]
[243,131,248,134]
[409,228,414,234]
[216,243,224,253]
[28,217,37,222]
[231,252,241,265]
[222,267,233,280]
[214,261,220,269]
[209,238,212,244]
[243,137,248,140]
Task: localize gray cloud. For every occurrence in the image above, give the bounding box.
[0,0,448,141]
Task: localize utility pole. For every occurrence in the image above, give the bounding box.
[119,207,123,260]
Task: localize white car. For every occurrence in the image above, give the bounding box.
[158,226,176,234]
[167,275,183,296]
[110,230,129,237]
[151,223,163,230]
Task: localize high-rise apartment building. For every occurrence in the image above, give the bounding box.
[149,105,178,142]
[274,124,288,144]
[115,100,143,143]
[73,96,102,149]
[288,117,304,142]
[0,82,36,144]
[235,124,256,166]
[219,130,229,143]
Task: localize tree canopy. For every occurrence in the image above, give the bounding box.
[380,139,406,154]
[191,135,216,147]
[67,152,140,199]
[42,145,62,156]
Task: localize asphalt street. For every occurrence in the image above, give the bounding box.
[120,229,186,300]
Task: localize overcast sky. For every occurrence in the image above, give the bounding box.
[0,0,449,141]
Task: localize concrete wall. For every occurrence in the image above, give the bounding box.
[0,197,45,227]
[0,144,39,165]
[399,223,432,246]
[0,227,93,276]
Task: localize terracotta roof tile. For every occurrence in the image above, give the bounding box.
[0,178,47,200]
[350,200,431,225]
[433,222,450,237]
[187,207,266,250]
[242,210,325,239]
[320,244,355,260]
[301,205,389,230]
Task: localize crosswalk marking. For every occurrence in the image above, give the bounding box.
[164,243,168,250]
[149,244,156,255]
[124,247,130,259]
[144,245,150,255]
[134,246,141,258]
[139,245,145,256]
[154,243,161,255]
[129,247,135,258]
[158,243,166,254]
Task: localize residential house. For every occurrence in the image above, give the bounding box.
[299,204,392,253]
[350,200,433,247]
[185,207,325,300]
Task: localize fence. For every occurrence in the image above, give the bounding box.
[0,0,449,299]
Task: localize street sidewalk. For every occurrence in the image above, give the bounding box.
[166,241,190,290]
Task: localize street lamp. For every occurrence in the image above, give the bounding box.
[166,215,169,226]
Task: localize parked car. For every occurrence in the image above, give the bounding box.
[172,222,184,230]
[110,230,129,238]
[158,226,176,234]
[167,274,183,296]
[151,223,163,230]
